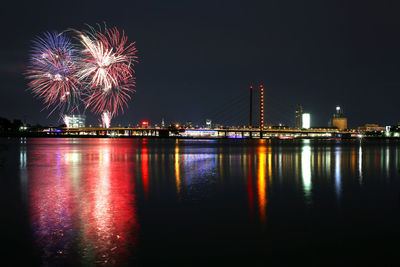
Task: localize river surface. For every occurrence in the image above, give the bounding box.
[1,138,400,266]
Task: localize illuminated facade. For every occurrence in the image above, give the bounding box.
[206,119,212,129]
[332,118,347,130]
[358,124,385,132]
[302,113,310,129]
[331,106,347,130]
[64,115,86,128]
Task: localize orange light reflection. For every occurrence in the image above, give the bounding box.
[175,143,181,194]
[257,143,267,224]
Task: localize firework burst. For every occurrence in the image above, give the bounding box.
[26,31,81,115]
[25,25,138,126]
[78,26,138,117]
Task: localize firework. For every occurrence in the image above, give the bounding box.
[26,31,81,115]
[26,25,138,127]
[101,111,112,128]
[78,27,138,118]
[63,115,72,128]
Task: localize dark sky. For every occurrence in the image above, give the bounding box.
[1,0,400,127]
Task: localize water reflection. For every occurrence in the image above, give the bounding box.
[17,138,400,264]
[247,154,255,218]
[257,144,267,224]
[25,139,138,265]
[175,141,181,194]
[301,141,312,199]
[335,148,341,200]
[141,140,149,197]
[180,147,217,192]
[19,139,27,202]
[359,144,363,184]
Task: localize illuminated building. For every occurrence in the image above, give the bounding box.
[331,106,347,130]
[181,130,218,138]
[332,118,347,130]
[63,115,86,128]
[141,121,149,128]
[206,119,212,129]
[357,124,385,133]
[302,113,310,129]
[295,104,303,129]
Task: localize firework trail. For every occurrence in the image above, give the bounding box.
[26,31,81,115]
[101,111,112,128]
[78,26,138,120]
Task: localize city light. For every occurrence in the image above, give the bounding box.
[260,84,264,130]
[64,115,86,128]
[302,113,310,129]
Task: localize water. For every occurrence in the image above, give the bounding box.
[1,138,400,265]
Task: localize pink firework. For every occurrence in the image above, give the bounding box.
[78,27,138,116]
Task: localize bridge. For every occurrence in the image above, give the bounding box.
[54,84,360,139]
[55,126,357,139]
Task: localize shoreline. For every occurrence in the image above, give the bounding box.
[1,133,399,141]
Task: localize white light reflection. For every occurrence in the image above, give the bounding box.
[386,146,390,178]
[65,151,81,164]
[20,145,27,169]
[278,148,283,181]
[358,143,363,184]
[19,138,28,203]
[335,148,341,200]
[181,145,217,189]
[301,140,312,201]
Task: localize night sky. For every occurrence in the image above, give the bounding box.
[1,0,400,127]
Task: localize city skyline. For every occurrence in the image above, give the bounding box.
[1,1,400,127]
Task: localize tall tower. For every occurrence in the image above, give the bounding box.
[249,85,253,129]
[295,104,303,129]
[260,84,264,130]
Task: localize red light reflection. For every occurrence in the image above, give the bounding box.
[141,144,149,197]
[28,139,139,265]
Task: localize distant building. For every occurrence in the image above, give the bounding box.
[161,118,165,128]
[141,121,149,128]
[206,119,212,129]
[358,124,385,133]
[331,106,347,130]
[295,104,303,129]
[63,115,85,128]
[332,118,347,130]
[302,113,310,129]
[391,124,400,134]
